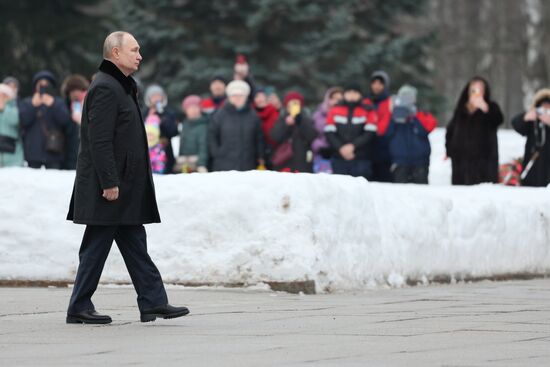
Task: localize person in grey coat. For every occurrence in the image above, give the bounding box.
[66,31,188,325]
[208,80,265,171]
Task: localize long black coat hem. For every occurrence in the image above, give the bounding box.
[68,219,160,225]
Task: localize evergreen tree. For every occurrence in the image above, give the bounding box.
[0,0,109,96]
[115,0,439,110]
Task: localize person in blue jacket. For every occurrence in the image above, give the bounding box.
[386,85,437,184]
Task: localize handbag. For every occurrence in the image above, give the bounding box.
[0,135,16,154]
[40,119,65,154]
[271,140,293,167]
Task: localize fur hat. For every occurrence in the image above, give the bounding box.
[533,88,550,108]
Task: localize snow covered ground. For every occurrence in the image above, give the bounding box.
[1,128,548,292]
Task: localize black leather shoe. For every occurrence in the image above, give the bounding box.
[140,304,190,322]
[66,310,112,324]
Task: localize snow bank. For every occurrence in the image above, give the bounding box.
[1,165,549,292]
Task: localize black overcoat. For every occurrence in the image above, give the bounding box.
[67,60,160,225]
[208,103,264,171]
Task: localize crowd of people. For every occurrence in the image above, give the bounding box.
[1,55,550,187]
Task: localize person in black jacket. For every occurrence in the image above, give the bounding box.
[512,88,550,187]
[445,76,503,185]
[19,71,71,169]
[66,31,188,325]
[270,91,316,172]
[209,80,264,171]
[142,84,178,173]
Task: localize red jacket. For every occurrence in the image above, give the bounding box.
[324,103,378,159]
[363,97,391,136]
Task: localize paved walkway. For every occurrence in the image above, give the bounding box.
[1,279,549,366]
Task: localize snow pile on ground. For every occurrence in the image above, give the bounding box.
[1,165,549,292]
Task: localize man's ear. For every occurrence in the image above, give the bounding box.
[112,47,120,59]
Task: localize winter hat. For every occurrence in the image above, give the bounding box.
[144,84,167,107]
[533,88,550,108]
[211,75,228,85]
[254,88,267,97]
[344,82,362,95]
[370,70,391,89]
[397,85,418,105]
[2,76,19,90]
[182,95,202,110]
[0,84,14,99]
[226,80,251,97]
[32,70,57,88]
[283,91,305,108]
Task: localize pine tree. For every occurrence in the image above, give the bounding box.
[115,0,438,110]
[0,0,109,96]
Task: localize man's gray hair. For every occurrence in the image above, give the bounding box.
[103,31,130,59]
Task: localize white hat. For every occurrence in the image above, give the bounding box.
[226,80,251,97]
[0,84,14,99]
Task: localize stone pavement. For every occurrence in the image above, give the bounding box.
[1,279,549,366]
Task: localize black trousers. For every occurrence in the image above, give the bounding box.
[68,225,168,313]
[27,161,62,169]
[393,164,429,184]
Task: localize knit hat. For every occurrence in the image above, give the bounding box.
[2,76,19,90]
[32,70,57,88]
[397,85,418,105]
[344,83,362,95]
[211,75,227,85]
[144,84,167,107]
[182,95,202,110]
[0,84,14,99]
[226,80,251,97]
[370,70,391,89]
[283,91,305,107]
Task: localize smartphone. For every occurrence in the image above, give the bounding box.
[72,101,82,114]
[289,100,301,117]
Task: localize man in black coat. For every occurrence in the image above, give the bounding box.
[66,31,189,324]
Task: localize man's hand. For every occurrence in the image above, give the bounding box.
[525,108,537,122]
[285,115,295,126]
[339,144,355,161]
[102,186,119,201]
[470,96,488,113]
[32,93,42,107]
[42,94,55,107]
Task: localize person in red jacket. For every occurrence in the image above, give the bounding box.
[363,71,393,182]
[253,88,280,166]
[324,83,377,179]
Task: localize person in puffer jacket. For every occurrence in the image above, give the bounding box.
[386,85,437,184]
[324,83,377,179]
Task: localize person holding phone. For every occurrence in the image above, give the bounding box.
[61,74,90,170]
[512,88,550,186]
[270,91,316,172]
[19,70,71,169]
[445,76,503,185]
[0,83,23,167]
